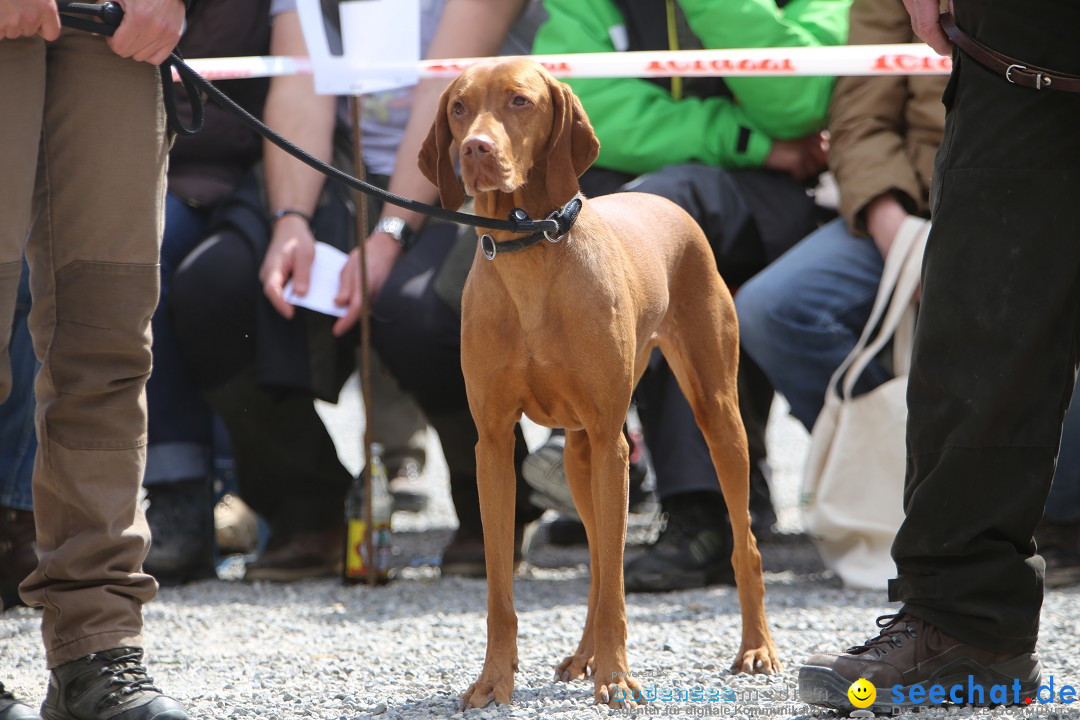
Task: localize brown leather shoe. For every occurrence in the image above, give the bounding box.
[0,508,36,610]
[799,613,1041,712]
[243,527,343,582]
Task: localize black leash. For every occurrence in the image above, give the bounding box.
[55,1,568,237]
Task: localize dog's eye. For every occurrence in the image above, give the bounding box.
[452,101,466,116]
[511,95,531,107]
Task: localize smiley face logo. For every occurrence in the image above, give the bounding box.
[848,678,876,708]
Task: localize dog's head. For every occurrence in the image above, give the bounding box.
[418,57,600,211]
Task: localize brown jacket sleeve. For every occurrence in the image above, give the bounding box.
[827,0,947,235]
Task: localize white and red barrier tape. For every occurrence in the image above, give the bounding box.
[179,44,951,83]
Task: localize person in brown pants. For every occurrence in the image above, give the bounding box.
[0,1,193,719]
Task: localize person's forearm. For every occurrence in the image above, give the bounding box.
[379,0,527,229]
[264,12,336,220]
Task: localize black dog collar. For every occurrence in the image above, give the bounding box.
[480,197,583,261]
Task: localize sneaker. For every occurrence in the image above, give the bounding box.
[1035,517,1080,588]
[0,507,37,610]
[40,647,189,720]
[143,479,216,586]
[798,613,1041,713]
[0,683,39,720]
[439,523,528,578]
[521,435,576,518]
[243,527,343,582]
[546,515,588,547]
[522,430,653,519]
[624,491,734,593]
[213,493,259,556]
[387,460,429,515]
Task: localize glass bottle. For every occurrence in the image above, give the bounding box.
[343,442,394,585]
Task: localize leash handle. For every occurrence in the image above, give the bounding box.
[57,1,123,36]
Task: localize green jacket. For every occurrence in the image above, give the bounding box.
[533,0,851,174]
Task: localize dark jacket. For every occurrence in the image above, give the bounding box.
[167,0,272,207]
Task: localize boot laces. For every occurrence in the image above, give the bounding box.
[846,614,919,655]
[88,650,162,710]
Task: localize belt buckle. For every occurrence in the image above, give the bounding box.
[1006,63,1052,90]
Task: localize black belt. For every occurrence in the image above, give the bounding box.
[941,12,1080,93]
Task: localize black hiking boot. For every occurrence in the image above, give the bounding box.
[40,647,189,720]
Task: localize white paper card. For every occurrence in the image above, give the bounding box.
[283,241,350,318]
[297,0,421,96]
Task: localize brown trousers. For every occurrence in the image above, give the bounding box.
[0,30,167,668]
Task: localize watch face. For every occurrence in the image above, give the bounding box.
[380,217,405,239]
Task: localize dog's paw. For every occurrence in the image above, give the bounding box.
[730,644,782,675]
[595,677,645,709]
[555,652,594,682]
[461,663,516,709]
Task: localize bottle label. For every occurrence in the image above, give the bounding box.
[345,518,392,580]
[345,518,368,579]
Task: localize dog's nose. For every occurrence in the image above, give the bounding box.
[462,135,494,158]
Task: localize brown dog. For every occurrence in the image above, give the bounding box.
[419,57,779,709]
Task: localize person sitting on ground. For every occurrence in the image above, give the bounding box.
[530,0,850,593]
[171,0,500,581]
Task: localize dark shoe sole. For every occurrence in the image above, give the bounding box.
[391,491,428,514]
[1045,565,1080,588]
[244,559,343,582]
[799,654,1041,714]
[624,565,735,593]
[145,563,218,587]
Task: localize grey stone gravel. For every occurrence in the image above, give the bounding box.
[3,386,1080,720]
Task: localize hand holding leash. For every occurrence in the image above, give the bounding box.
[56,1,122,35]
[1,0,62,40]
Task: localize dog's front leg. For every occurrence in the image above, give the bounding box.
[556,429,597,682]
[461,420,520,708]
[587,427,644,708]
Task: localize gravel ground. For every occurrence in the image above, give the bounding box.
[3,382,1079,720]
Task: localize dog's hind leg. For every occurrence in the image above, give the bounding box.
[556,428,597,682]
[461,414,522,708]
[659,273,781,675]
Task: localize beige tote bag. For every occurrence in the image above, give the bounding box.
[801,217,930,590]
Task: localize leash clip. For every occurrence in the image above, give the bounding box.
[543,209,565,243]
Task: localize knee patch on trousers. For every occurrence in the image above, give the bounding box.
[45,261,158,449]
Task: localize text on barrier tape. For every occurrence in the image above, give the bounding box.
[177,44,952,83]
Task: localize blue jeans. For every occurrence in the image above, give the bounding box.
[736,216,1080,522]
[144,193,217,486]
[736,217,888,432]
[0,260,37,511]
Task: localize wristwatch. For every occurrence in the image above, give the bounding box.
[373,216,414,250]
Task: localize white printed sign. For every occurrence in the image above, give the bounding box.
[296,0,420,96]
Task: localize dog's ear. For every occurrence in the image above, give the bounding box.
[545,79,600,206]
[418,82,466,211]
